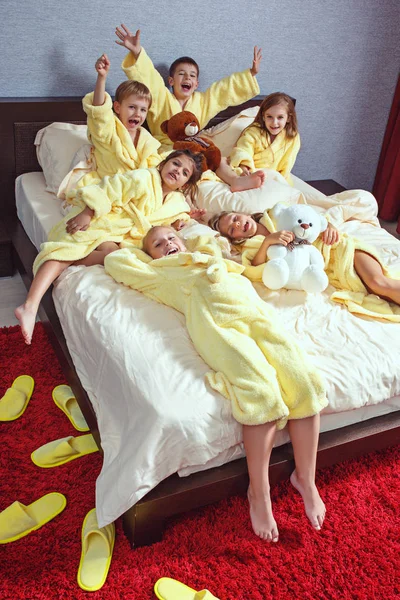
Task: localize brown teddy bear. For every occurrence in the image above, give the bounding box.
[160,111,221,172]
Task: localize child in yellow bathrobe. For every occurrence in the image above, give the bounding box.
[229,93,301,185]
[15,150,204,346]
[104,226,328,542]
[60,54,162,202]
[209,209,400,318]
[114,25,266,193]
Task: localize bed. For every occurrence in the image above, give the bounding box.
[2,97,400,548]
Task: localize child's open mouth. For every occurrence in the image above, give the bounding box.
[128,118,140,127]
[181,83,191,91]
[166,248,179,255]
[244,221,249,232]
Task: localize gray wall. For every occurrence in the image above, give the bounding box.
[1,0,399,191]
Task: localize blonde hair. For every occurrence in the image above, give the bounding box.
[208,211,263,244]
[114,80,152,108]
[142,225,174,255]
[252,92,298,141]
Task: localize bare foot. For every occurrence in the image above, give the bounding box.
[247,487,279,542]
[231,170,265,192]
[290,470,326,530]
[15,304,37,345]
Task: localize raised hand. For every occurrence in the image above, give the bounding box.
[250,46,262,76]
[95,54,110,77]
[115,24,141,57]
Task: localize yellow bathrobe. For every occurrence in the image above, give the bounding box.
[33,168,190,274]
[229,126,300,184]
[59,92,162,199]
[240,211,400,322]
[104,236,327,428]
[122,48,260,152]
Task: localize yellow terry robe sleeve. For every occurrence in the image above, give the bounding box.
[315,235,400,322]
[105,242,327,428]
[82,92,161,180]
[239,211,400,322]
[122,48,260,151]
[59,92,161,198]
[73,168,189,220]
[34,169,190,273]
[230,126,300,184]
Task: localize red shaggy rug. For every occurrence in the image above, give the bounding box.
[0,323,399,600]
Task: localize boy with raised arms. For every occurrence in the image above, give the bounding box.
[115,25,262,152]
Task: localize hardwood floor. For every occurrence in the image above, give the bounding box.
[0,272,31,327]
[379,219,400,239]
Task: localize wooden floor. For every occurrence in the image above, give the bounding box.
[380,219,400,239]
[0,272,28,327]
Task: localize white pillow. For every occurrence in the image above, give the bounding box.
[57,143,95,200]
[196,169,304,222]
[35,122,88,195]
[203,106,259,156]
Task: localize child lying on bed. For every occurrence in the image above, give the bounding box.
[115,24,265,193]
[104,225,328,542]
[15,150,204,345]
[209,210,400,318]
[60,54,161,200]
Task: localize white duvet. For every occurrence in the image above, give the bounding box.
[47,178,400,527]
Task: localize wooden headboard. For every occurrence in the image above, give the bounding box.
[0,95,264,218]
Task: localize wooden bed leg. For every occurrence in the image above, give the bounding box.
[122,504,166,548]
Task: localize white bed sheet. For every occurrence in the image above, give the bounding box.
[15,172,400,527]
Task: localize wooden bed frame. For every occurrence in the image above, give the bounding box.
[1,97,399,548]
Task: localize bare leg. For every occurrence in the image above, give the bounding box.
[15,242,119,345]
[354,250,400,305]
[216,158,265,192]
[288,414,326,531]
[75,242,119,266]
[15,260,73,345]
[243,421,279,542]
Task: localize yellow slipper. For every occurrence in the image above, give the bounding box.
[0,375,34,421]
[154,578,220,600]
[0,492,66,544]
[52,385,89,432]
[77,508,115,592]
[31,434,98,468]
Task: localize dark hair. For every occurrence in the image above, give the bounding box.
[157,149,203,204]
[252,92,298,141]
[169,57,200,78]
[114,80,152,107]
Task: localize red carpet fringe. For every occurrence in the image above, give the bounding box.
[0,323,399,599]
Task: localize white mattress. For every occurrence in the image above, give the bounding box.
[15,172,400,527]
[16,172,62,249]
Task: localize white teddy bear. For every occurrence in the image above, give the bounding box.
[262,203,329,293]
